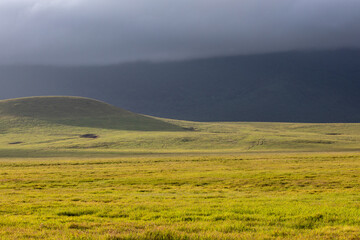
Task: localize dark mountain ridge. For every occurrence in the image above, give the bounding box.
[0,49,359,122]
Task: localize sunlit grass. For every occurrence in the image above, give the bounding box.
[1,112,360,239]
[0,153,360,239]
[1,116,360,158]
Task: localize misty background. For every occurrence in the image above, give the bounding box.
[1,50,360,122]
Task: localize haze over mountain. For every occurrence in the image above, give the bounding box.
[1,49,359,123]
[0,0,359,65]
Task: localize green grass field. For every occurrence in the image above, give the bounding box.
[1,116,360,158]
[0,97,360,239]
[1,153,360,239]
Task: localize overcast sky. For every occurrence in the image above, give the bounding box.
[0,0,359,65]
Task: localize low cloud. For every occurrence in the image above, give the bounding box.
[0,0,359,65]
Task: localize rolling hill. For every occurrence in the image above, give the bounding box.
[0,96,184,131]
[0,96,360,158]
[0,49,360,122]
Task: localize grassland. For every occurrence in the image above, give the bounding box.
[1,96,360,239]
[1,96,360,157]
[1,153,360,239]
[1,115,360,157]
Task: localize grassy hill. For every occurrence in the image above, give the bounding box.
[0,96,184,131]
[0,96,360,158]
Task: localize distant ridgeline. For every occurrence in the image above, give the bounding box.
[0,49,360,122]
[0,96,184,131]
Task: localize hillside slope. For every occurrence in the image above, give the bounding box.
[0,49,360,122]
[0,97,360,158]
[0,96,184,131]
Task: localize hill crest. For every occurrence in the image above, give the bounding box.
[0,96,133,119]
[0,96,183,131]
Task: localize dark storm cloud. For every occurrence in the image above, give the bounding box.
[0,0,360,65]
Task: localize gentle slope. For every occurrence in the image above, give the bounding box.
[0,96,184,131]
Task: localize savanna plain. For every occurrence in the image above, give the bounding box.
[1,97,360,239]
